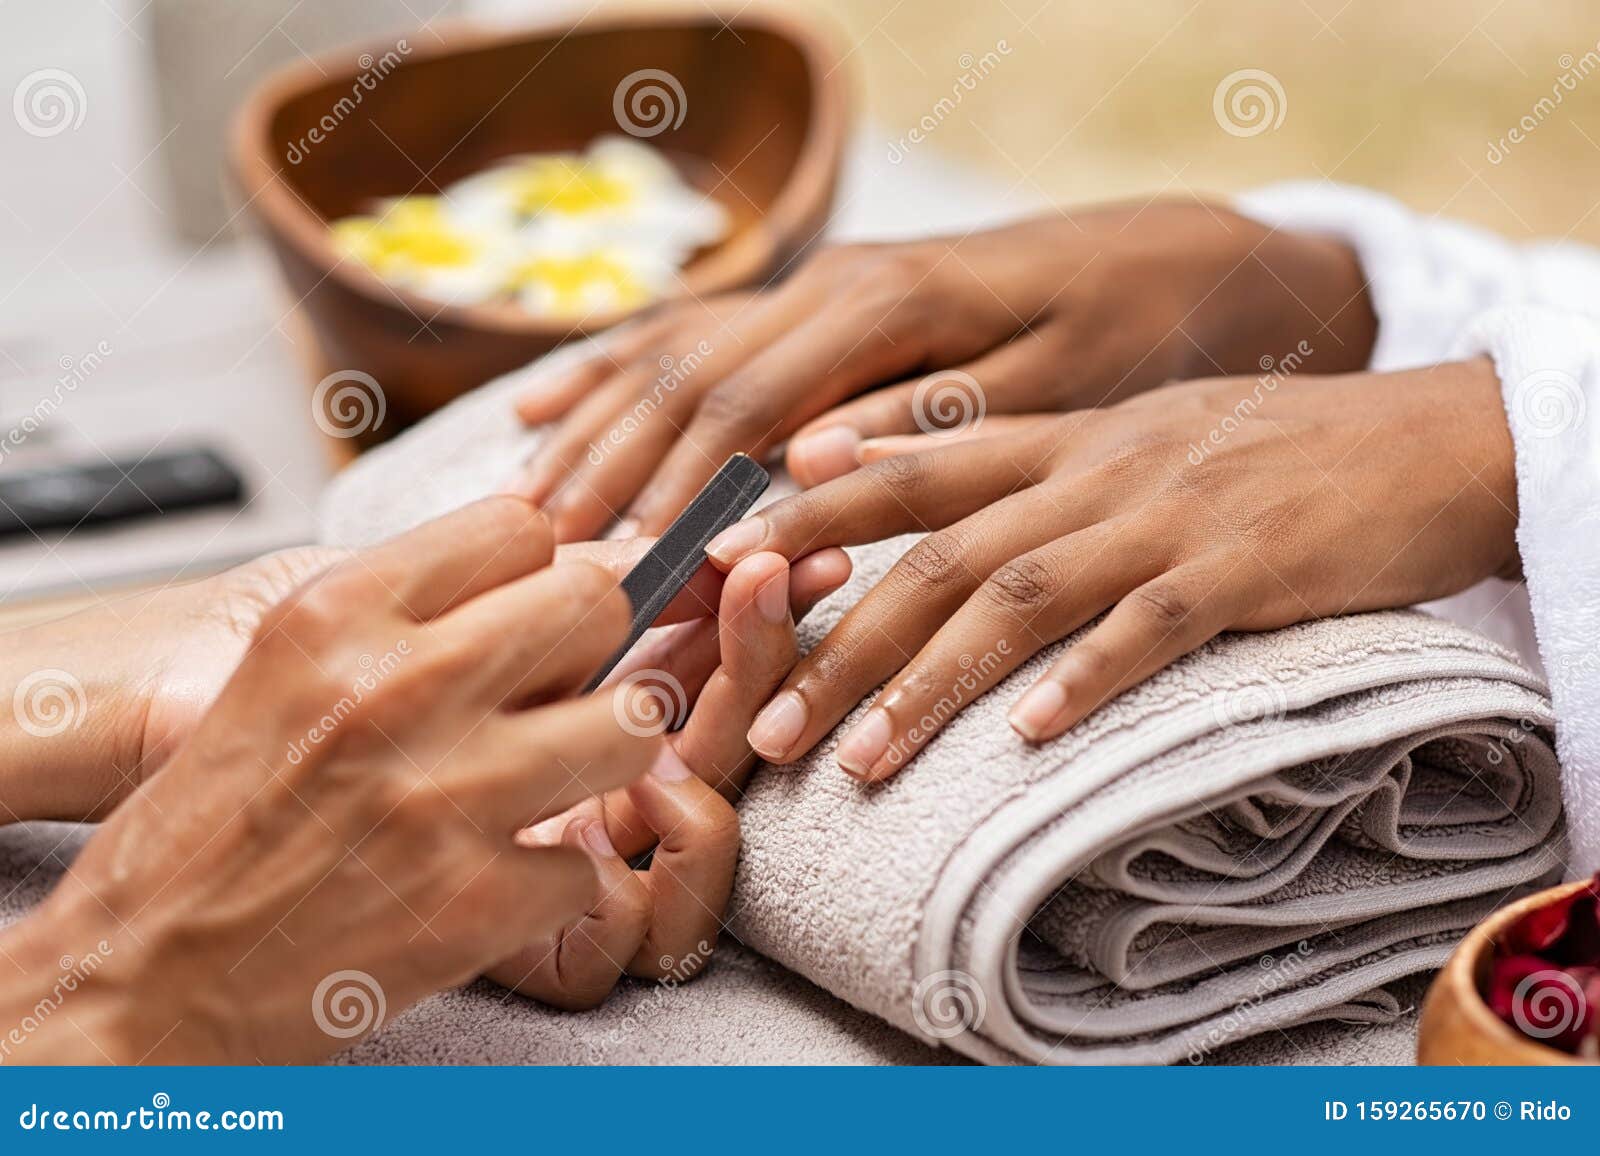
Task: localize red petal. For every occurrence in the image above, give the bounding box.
[1504,893,1575,954]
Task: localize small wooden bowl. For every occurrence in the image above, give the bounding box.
[229,7,847,442]
[1418,878,1594,1065]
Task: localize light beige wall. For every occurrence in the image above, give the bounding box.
[651,0,1600,240]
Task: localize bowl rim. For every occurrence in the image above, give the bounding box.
[228,5,849,337]
[1428,876,1593,1064]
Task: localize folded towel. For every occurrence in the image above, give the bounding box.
[319,343,1566,1065]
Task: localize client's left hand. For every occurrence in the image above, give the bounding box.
[486,547,851,1009]
[703,358,1522,781]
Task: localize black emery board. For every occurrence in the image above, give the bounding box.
[582,453,770,695]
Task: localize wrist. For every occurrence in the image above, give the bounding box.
[1084,200,1379,395]
[0,596,173,824]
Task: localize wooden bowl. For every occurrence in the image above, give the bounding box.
[1417,878,1594,1065]
[229,7,847,443]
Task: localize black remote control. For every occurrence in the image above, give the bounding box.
[0,448,245,536]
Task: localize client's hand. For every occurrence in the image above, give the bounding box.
[512,203,1377,541]
[705,359,1520,780]
[0,499,676,1063]
[486,546,852,1008]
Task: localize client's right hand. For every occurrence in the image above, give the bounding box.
[0,498,654,1064]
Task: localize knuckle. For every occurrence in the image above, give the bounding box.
[692,380,771,438]
[1127,582,1194,635]
[895,530,970,592]
[864,450,929,494]
[984,555,1059,615]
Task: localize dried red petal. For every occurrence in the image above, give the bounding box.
[1490,958,1596,1053]
[1504,892,1576,954]
[1556,891,1600,966]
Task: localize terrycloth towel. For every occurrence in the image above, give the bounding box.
[317,346,1566,1065]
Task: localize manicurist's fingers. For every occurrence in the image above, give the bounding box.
[622,747,741,982]
[673,552,800,796]
[357,496,555,620]
[487,816,654,1010]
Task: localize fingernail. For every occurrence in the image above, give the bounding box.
[581,819,617,858]
[610,519,640,541]
[790,426,861,486]
[755,566,789,623]
[1009,680,1067,741]
[648,743,693,782]
[747,690,806,758]
[836,707,892,778]
[706,517,767,566]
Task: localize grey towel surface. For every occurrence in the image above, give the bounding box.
[313,344,1566,1065]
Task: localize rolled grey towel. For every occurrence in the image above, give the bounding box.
[320,345,1564,1064]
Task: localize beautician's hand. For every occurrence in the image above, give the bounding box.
[512,203,1376,542]
[486,546,852,1008]
[0,531,751,826]
[705,359,1519,780]
[0,498,666,1063]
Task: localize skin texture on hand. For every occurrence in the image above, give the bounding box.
[0,499,671,1064]
[512,202,1377,542]
[705,357,1519,782]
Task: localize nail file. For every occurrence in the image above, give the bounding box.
[582,453,770,695]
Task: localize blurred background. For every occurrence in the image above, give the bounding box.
[1,0,1597,609]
